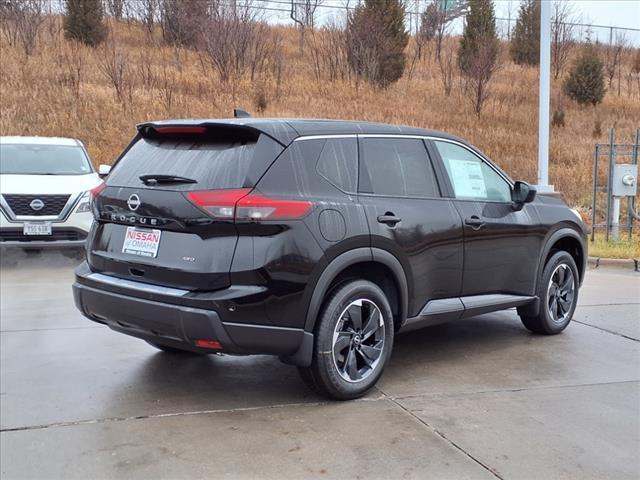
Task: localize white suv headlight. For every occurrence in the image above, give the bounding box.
[75,192,91,213]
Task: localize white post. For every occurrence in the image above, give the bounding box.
[537,0,553,193]
[612,197,620,240]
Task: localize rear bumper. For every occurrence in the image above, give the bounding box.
[72,263,305,356]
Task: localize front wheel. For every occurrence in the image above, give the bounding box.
[520,250,579,334]
[298,280,394,400]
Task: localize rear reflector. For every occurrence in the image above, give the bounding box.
[195,339,222,349]
[154,126,207,135]
[186,189,313,222]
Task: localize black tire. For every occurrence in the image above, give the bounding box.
[520,250,579,335]
[146,341,204,355]
[298,279,394,400]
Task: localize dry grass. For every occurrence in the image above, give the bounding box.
[1,18,640,211]
[589,233,640,259]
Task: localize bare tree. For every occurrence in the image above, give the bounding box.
[414,1,466,94]
[135,42,158,89]
[97,37,133,103]
[438,40,455,96]
[604,31,627,90]
[290,0,322,53]
[551,0,575,80]
[460,42,499,114]
[420,0,468,63]
[161,0,208,48]
[2,0,47,55]
[105,0,124,20]
[125,0,159,33]
[309,16,349,83]
[58,39,86,97]
[0,1,20,47]
[200,1,281,85]
[158,53,178,113]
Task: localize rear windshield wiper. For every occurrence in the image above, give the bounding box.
[139,174,198,185]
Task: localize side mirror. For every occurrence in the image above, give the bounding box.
[511,181,536,210]
[98,164,111,178]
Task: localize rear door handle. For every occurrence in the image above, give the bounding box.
[377,214,402,226]
[465,216,485,230]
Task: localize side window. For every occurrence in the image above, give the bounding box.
[316,138,358,192]
[434,141,511,202]
[360,138,440,198]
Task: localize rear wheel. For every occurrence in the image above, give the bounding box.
[146,341,204,355]
[520,250,579,334]
[298,280,394,400]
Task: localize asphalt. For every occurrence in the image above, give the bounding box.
[1,249,638,480]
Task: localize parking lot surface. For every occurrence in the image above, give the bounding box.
[1,250,639,479]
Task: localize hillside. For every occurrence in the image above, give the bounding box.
[1,17,639,208]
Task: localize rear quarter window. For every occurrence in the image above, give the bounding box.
[316,138,358,192]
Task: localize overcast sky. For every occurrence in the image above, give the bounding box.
[495,0,640,44]
[494,0,640,30]
[301,0,640,45]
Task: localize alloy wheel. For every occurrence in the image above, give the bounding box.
[331,299,386,383]
[547,263,575,323]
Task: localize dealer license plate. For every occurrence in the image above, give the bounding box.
[23,222,52,236]
[122,227,162,258]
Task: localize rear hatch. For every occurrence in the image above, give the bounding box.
[88,124,284,291]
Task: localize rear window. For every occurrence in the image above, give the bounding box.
[107,137,258,190]
[0,144,92,175]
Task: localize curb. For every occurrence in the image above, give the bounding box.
[588,256,639,271]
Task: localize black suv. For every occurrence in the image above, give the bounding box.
[73,118,587,399]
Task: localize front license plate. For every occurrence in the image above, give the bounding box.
[23,222,52,236]
[122,227,162,258]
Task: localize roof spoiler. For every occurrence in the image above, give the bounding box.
[136,122,261,143]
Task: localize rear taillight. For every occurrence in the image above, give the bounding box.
[90,182,105,202]
[89,182,106,218]
[236,193,313,221]
[187,188,251,219]
[186,189,313,222]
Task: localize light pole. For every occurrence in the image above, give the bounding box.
[537,0,553,193]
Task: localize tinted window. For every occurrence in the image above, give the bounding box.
[107,137,257,191]
[316,138,357,192]
[0,144,91,175]
[360,138,439,197]
[434,141,511,202]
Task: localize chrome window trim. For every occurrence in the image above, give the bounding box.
[292,133,513,188]
[429,137,514,189]
[293,134,358,141]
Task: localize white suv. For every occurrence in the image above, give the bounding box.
[0,136,103,249]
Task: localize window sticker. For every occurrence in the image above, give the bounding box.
[447,159,487,198]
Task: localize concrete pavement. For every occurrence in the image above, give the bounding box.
[1,249,639,479]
